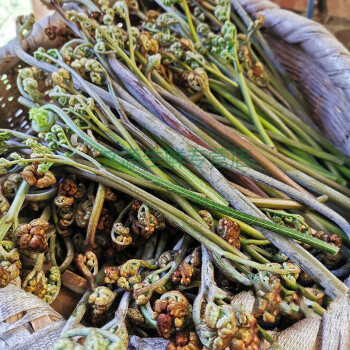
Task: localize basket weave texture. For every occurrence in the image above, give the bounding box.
[0,67,30,131]
[236,0,350,155]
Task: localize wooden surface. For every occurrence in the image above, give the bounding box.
[50,286,84,319]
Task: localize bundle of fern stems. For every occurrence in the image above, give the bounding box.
[9,0,350,307]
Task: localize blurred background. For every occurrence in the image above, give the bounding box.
[0,0,349,49]
[0,0,53,46]
[273,0,350,18]
[0,0,32,46]
[273,0,350,49]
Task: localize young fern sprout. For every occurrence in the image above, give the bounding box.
[11,1,350,308]
[193,245,261,350]
[145,53,162,76]
[215,15,274,146]
[25,105,339,256]
[265,210,311,236]
[5,155,299,277]
[38,51,216,229]
[187,67,258,140]
[17,67,45,105]
[17,13,35,39]
[4,147,346,306]
[18,205,61,304]
[29,108,56,133]
[6,105,346,274]
[113,0,136,64]
[53,292,131,350]
[163,0,200,44]
[7,6,350,350]
[0,240,21,288]
[77,250,99,290]
[66,9,155,90]
[107,258,158,291]
[17,16,306,216]
[110,200,133,250]
[133,235,190,302]
[139,285,193,340]
[88,285,117,325]
[0,180,31,241]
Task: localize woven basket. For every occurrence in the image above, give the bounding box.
[1,2,350,153]
[0,1,350,349]
[234,0,350,155]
